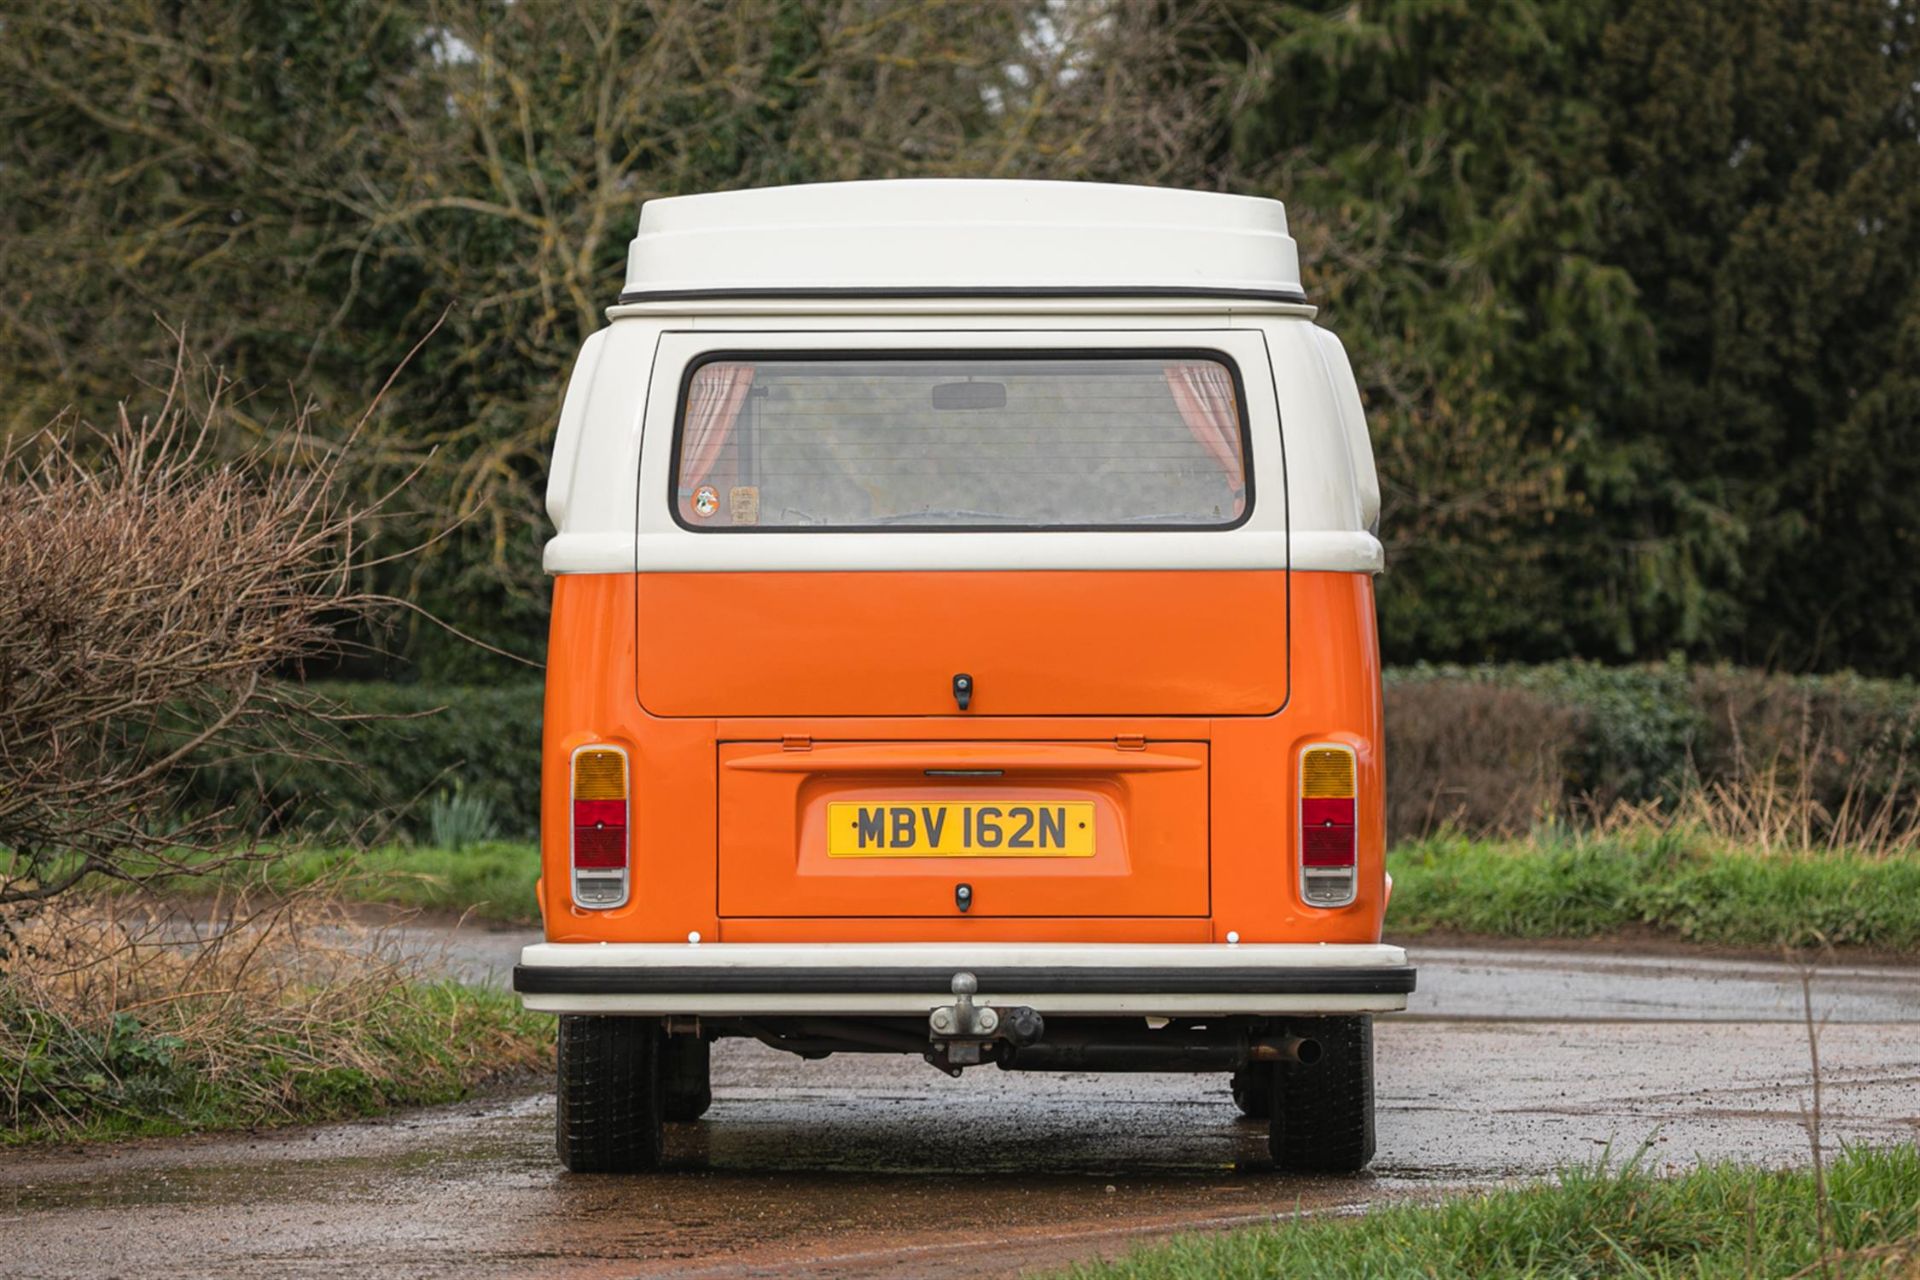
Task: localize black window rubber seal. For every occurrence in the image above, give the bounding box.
[618,285,1311,306]
[664,345,1259,534]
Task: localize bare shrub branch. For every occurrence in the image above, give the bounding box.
[0,337,402,914]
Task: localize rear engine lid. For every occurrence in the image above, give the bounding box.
[716,739,1210,918]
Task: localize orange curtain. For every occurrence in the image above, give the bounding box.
[680,363,756,491]
[1163,362,1245,498]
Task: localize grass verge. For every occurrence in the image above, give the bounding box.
[1,892,551,1144]
[113,823,1920,954]
[1389,828,1920,952]
[80,841,544,925]
[247,841,541,925]
[1061,1145,1920,1279]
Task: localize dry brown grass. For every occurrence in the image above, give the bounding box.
[0,884,546,1142]
[1588,713,1920,861]
[1689,678,1920,859]
[1656,767,1920,860]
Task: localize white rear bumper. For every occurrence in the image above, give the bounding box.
[513,941,1414,1017]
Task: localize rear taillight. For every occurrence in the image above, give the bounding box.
[1299,744,1357,907]
[571,745,629,909]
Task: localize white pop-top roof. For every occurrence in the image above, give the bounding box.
[620,179,1303,303]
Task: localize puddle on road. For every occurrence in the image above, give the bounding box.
[0,1137,538,1214]
[5,1022,1918,1280]
[0,1083,1408,1280]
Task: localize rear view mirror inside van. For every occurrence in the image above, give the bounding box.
[930,380,1007,410]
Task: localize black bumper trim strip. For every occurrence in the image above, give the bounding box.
[513,964,1416,997]
[614,285,1312,307]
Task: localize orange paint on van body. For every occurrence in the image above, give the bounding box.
[635,570,1290,718]
[538,569,1384,947]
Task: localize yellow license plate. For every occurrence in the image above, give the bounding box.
[827,801,1095,858]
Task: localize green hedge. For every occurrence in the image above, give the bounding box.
[202,663,1917,846]
[188,682,544,842]
[1388,660,1920,839]
[1388,660,1702,807]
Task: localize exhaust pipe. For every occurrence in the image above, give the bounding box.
[1249,1034,1323,1066]
[999,1030,1324,1073]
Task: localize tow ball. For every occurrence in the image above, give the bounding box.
[926,972,1043,1075]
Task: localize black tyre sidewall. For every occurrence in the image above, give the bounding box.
[1230,1065,1272,1120]
[1267,1014,1375,1173]
[661,1035,713,1122]
[556,1015,664,1173]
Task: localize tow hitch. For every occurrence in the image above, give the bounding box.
[926,971,1044,1075]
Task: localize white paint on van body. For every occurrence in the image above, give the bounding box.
[543,183,1383,577]
[620,179,1305,300]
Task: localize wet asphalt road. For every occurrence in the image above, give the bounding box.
[3,935,1917,1279]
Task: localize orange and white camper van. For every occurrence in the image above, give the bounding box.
[513,180,1411,1173]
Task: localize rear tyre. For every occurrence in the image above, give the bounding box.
[556,1015,663,1173]
[1268,1015,1375,1173]
[661,1035,713,1122]
[1229,1066,1271,1120]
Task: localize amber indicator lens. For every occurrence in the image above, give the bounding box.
[573,749,627,801]
[1301,747,1355,800]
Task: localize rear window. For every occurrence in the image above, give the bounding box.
[670,352,1250,530]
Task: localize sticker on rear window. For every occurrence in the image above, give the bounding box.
[729,485,760,525]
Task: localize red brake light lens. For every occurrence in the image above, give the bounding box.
[1300,797,1356,866]
[571,799,627,868]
